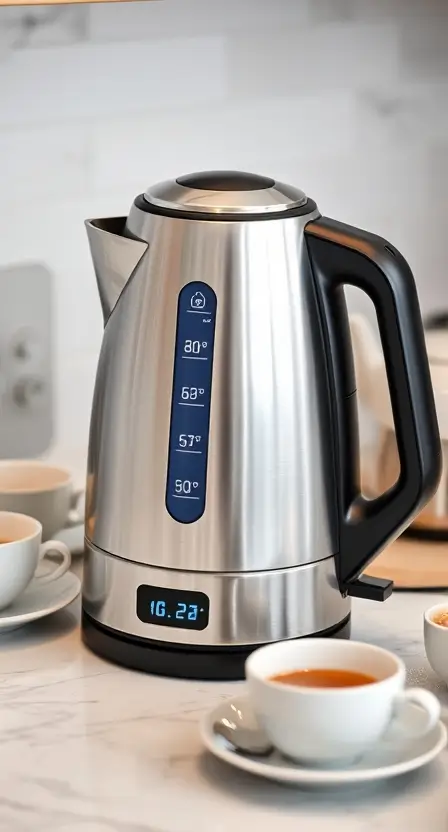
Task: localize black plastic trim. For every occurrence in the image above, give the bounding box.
[82,611,351,681]
[134,193,317,223]
[306,216,441,602]
[176,171,275,191]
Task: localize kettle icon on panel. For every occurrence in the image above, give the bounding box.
[191,291,206,310]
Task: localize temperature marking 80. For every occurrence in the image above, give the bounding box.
[184,340,208,354]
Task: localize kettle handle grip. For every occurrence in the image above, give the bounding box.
[305,216,441,601]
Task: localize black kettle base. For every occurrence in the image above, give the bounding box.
[82,611,351,681]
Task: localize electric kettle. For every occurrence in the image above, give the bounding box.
[82,170,441,680]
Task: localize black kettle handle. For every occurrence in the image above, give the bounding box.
[305,216,441,601]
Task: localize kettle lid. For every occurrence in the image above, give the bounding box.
[143,170,308,214]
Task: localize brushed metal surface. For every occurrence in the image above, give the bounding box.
[144,177,308,214]
[83,542,350,647]
[85,218,148,322]
[85,195,338,573]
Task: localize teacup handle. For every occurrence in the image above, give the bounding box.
[64,488,85,529]
[392,688,440,738]
[37,541,71,584]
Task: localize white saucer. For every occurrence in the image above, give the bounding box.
[200,695,447,787]
[0,571,81,633]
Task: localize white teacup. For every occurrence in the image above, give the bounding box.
[0,511,71,610]
[424,603,448,684]
[246,639,440,766]
[0,461,83,541]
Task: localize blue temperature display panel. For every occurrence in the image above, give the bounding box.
[165,282,217,523]
[137,584,210,631]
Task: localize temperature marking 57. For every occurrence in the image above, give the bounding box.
[175,434,203,455]
[179,434,201,448]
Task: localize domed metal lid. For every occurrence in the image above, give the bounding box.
[143,170,308,214]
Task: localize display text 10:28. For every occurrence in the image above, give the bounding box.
[136,584,210,630]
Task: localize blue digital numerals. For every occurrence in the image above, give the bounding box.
[137,585,210,631]
[165,282,217,523]
[150,600,199,621]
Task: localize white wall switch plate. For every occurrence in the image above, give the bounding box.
[0,263,53,458]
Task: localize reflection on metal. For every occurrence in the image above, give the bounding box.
[85,197,337,575]
[85,218,148,324]
[83,542,350,647]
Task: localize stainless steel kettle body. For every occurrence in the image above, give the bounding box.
[82,171,441,679]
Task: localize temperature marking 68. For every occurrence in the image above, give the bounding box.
[181,387,204,400]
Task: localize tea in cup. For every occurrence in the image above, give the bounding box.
[424,603,448,684]
[0,511,71,610]
[246,638,440,765]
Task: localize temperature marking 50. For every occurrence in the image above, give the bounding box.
[175,480,199,494]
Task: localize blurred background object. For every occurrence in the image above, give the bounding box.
[352,313,448,538]
[0,264,53,458]
[0,0,447,472]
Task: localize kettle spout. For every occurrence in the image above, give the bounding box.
[85,217,148,323]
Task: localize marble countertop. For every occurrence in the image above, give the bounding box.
[1,563,448,832]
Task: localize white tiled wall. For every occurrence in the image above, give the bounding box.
[0,0,447,461]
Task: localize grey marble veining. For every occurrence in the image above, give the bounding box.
[0,560,448,831]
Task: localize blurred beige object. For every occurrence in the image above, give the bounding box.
[1,0,151,5]
[352,314,448,535]
[365,537,448,590]
[0,460,84,541]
